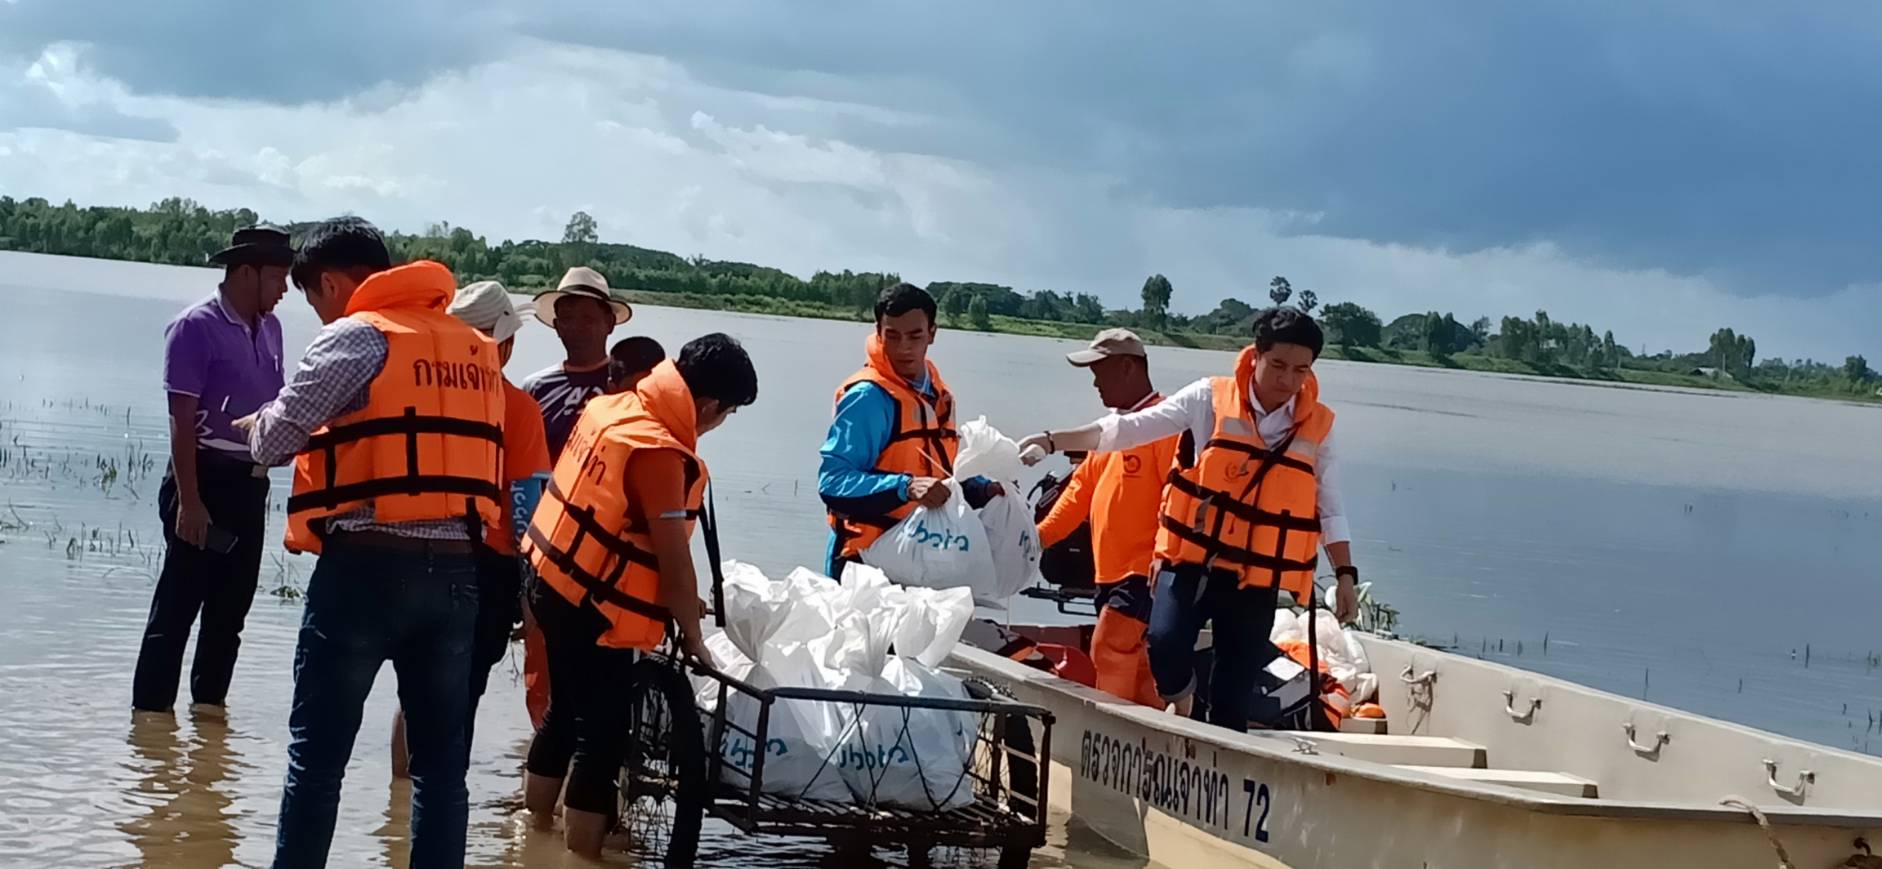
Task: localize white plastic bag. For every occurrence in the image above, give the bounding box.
[826,653,979,809]
[862,658,980,810]
[717,642,853,802]
[846,563,976,667]
[860,480,995,597]
[974,492,1040,604]
[712,563,854,801]
[954,416,1025,486]
[693,629,752,712]
[1270,607,1376,702]
[722,559,846,664]
[888,587,975,668]
[706,560,989,804]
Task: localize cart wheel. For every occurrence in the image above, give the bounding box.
[964,678,1041,869]
[619,655,705,868]
[963,678,1039,820]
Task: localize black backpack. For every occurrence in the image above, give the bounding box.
[1030,472,1095,590]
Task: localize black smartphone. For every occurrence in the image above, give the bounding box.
[204,525,239,555]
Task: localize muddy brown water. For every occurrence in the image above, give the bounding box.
[3,251,1880,866]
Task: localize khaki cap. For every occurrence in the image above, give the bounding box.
[1066,328,1147,366]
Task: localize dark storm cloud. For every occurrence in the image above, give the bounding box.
[8,0,1882,296]
[0,0,508,104]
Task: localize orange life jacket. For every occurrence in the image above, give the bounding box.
[1154,345,1334,601]
[826,334,959,560]
[1075,394,1177,585]
[524,360,706,650]
[1276,639,1352,730]
[284,262,505,554]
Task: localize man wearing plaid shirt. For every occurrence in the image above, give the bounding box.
[243,217,495,869]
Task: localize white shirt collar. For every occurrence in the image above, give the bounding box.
[1247,385,1296,421]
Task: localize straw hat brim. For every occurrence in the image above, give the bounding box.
[533,289,632,327]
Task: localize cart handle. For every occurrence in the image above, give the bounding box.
[702,484,727,630]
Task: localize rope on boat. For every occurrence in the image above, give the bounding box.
[1719,796,1796,869]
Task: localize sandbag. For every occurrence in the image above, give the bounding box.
[845,563,975,668]
[954,416,1026,486]
[720,560,838,664]
[703,561,984,806]
[860,480,996,597]
[710,564,858,801]
[829,656,979,810]
[717,640,853,801]
[975,491,1040,604]
[693,629,751,712]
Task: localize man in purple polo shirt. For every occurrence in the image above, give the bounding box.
[131,224,292,715]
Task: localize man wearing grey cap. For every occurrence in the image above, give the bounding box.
[1035,328,1175,708]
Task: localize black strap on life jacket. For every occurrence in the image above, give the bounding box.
[1163,472,1323,532]
[1158,516,1320,576]
[1168,424,1320,581]
[1200,436,1315,477]
[288,406,504,514]
[1306,584,1328,731]
[872,383,958,477]
[525,479,671,624]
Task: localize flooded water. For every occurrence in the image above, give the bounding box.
[2,251,1880,867]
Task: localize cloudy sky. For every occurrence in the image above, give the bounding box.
[3,1,1879,361]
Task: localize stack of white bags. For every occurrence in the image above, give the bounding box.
[1270,601,1379,704]
[694,561,981,809]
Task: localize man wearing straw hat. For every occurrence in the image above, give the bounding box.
[521,266,633,460]
[132,224,293,716]
[388,281,553,776]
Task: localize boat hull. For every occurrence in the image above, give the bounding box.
[949,638,1881,868]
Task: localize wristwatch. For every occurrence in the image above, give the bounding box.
[1335,565,1360,582]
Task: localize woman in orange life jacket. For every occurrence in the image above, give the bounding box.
[520,333,757,860]
[1019,307,1362,733]
[1035,328,1176,709]
[818,283,1001,580]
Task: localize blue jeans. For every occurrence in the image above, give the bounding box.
[272,537,480,869]
[1145,565,1279,733]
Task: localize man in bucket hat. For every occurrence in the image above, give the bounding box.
[522,266,633,459]
[132,224,293,716]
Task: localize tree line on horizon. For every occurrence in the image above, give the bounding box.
[1,195,1873,394]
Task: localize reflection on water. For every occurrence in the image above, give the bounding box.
[122,711,247,868]
[2,253,1879,866]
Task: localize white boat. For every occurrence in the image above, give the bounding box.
[949,624,1882,868]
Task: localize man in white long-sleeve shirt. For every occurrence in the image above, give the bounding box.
[1019,307,1359,732]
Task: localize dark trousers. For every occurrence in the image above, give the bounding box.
[1145,565,1279,733]
[464,551,524,747]
[272,537,479,869]
[131,453,270,711]
[523,580,638,814]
